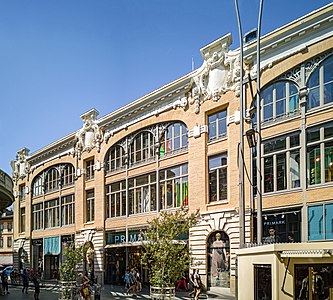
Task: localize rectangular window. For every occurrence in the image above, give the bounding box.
[44,199,60,228]
[263,133,300,193]
[160,164,188,209]
[32,203,44,230]
[61,194,75,226]
[308,203,333,240]
[0,238,3,248]
[106,181,126,218]
[86,190,95,222]
[129,173,157,214]
[254,265,272,300]
[7,222,12,232]
[63,165,75,187]
[208,110,227,142]
[19,184,26,202]
[86,159,95,181]
[208,154,227,202]
[7,237,12,248]
[20,207,25,233]
[307,122,333,185]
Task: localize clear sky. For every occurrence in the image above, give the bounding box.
[0,0,331,175]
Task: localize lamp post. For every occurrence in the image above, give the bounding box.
[256,0,264,244]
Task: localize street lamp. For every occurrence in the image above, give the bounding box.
[235,0,264,246]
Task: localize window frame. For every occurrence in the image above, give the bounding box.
[208,153,228,203]
[208,109,227,142]
[86,190,95,222]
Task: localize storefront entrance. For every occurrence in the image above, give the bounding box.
[295,264,333,300]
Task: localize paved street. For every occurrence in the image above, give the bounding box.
[5,283,233,299]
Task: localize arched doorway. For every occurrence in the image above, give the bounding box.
[207,231,230,288]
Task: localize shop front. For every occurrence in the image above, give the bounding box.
[237,242,333,300]
[105,229,146,285]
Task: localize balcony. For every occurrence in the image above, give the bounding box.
[0,170,14,212]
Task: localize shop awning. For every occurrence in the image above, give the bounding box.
[280,249,332,258]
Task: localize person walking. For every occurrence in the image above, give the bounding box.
[193,269,202,300]
[22,268,29,294]
[127,268,137,296]
[79,273,92,300]
[136,268,142,292]
[32,274,40,300]
[1,271,10,294]
[176,272,189,292]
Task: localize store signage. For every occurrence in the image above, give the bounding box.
[106,230,144,245]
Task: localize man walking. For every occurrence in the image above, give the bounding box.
[1,271,10,294]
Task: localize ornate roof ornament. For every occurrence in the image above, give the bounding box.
[11,147,30,181]
[189,34,240,114]
[73,109,103,158]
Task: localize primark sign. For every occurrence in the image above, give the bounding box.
[106,230,145,245]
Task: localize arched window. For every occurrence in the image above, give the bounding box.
[207,231,230,288]
[45,168,59,193]
[130,131,155,165]
[307,55,333,110]
[159,122,188,157]
[105,145,126,173]
[262,81,299,122]
[32,175,43,197]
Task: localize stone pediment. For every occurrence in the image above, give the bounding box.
[189,34,240,113]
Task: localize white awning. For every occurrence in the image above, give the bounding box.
[280,249,332,258]
[105,241,143,249]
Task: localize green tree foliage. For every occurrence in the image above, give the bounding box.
[59,243,83,282]
[141,207,199,288]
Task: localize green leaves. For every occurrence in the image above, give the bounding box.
[141,207,199,287]
[59,244,83,282]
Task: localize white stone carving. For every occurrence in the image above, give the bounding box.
[11,148,30,181]
[74,109,103,158]
[189,34,240,114]
[188,125,208,138]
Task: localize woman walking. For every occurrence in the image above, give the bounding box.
[193,269,202,300]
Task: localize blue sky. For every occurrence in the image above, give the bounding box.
[0,0,331,175]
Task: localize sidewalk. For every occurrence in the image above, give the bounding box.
[104,284,236,299]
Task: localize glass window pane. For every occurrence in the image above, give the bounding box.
[307,128,320,143]
[290,134,300,147]
[277,154,286,191]
[325,142,333,183]
[325,203,333,240]
[324,82,333,104]
[209,170,218,202]
[324,123,333,139]
[290,150,300,188]
[264,157,274,193]
[308,146,321,185]
[308,205,324,240]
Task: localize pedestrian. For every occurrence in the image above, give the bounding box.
[32,275,40,300]
[22,268,29,294]
[136,268,142,292]
[189,269,195,298]
[193,269,202,300]
[79,273,92,300]
[1,271,9,294]
[176,272,188,292]
[124,268,131,291]
[127,268,137,296]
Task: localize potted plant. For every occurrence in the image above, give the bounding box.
[141,207,199,299]
[59,244,83,300]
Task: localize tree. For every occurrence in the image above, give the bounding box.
[141,207,199,288]
[59,243,83,282]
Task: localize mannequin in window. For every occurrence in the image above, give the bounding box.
[210,233,226,278]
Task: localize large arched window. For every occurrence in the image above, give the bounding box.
[159,122,188,157]
[130,131,155,165]
[31,163,75,197]
[307,55,333,110]
[262,81,299,122]
[105,145,126,173]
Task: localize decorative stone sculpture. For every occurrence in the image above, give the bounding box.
[74,109,103,158]
[189,33,240,113]
[11,147,30,181]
